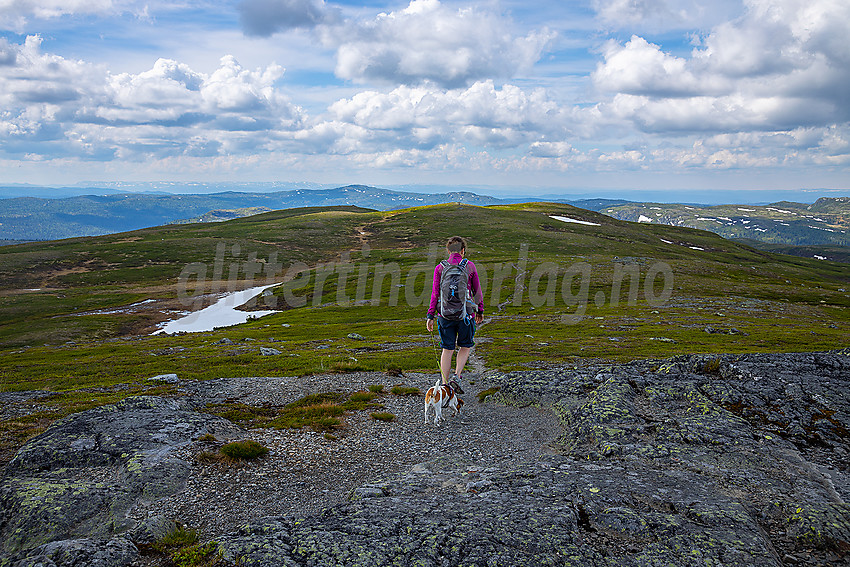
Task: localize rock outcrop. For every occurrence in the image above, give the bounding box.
[1,351,848,566]
[214,350,850,566]
[0,396,241,565]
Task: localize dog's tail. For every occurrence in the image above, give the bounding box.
[425,377,441,404]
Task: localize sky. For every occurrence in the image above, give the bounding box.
[0,0,848,200]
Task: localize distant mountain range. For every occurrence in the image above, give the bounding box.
[0,184,627,242]
[1,184,848,262]
[602,198,849,254]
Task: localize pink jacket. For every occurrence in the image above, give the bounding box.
[427,252,484,319]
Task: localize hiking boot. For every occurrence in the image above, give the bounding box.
[449,377,464,394]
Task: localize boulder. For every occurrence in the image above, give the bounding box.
[147,373,179,384]
[0,396,242,562]
[11,537,137,567]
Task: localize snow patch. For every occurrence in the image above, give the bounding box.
[549,215,600,226]
[153,283,281,335]
[638,215,653,223]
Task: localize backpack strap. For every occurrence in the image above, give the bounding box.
[459,258,468,269]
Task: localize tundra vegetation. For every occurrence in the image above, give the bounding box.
[0,201,847,466]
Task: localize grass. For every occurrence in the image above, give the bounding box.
[370,412,395,422]
[153,526,199,553]
[0,202,847,462]
[219,440,269,461]
[171,542,221,567]
[149,524,222,567]
[202,391,386,435]
[391,386,421,396]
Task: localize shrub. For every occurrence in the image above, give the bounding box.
[219,440,269,461]
[368,384,385,393]
[370,412,395,422]
[196,434,218,443]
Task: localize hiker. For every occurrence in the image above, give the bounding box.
[426,236,484,395]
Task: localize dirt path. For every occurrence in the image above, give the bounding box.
[128,369,562,543]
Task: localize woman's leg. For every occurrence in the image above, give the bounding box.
[440,348,455,384]
[455,346,471,378]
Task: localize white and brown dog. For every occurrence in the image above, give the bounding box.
[424,378,464,425]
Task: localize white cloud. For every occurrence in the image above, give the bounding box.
[0,36,304,160]
[326,80,570,151]
[591,0,850,134]
[327,0,554,88]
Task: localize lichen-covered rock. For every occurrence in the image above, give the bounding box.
[11,537,137,567]
[0,396,242,563]
[213,350,850,567]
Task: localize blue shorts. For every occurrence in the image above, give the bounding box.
[437,315,476,350]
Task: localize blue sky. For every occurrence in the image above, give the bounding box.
[0,0,848,200]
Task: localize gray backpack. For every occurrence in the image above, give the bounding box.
[439,258,471,321]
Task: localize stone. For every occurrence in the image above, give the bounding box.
[126,515,180,546]
[12,537,138,567]
[147,373,178,384]
[347,333,365,340]
[260,347,282,356]
[0,396,242,562]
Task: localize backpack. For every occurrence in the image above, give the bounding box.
[439,258,471,321]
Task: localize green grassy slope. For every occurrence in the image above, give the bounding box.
[0,202,847,462]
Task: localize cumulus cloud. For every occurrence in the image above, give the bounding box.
[234,0,555,87]
[330,0,555,88]
[238,0,334,36]
[324,80,570,152]
[0,36,304,160]
[591,0,850,134]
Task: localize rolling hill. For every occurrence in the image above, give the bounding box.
[602,197,850,252]
[0,200,847,476]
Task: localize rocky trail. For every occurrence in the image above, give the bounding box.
[1,350,849,566]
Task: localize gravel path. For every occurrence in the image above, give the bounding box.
[127,366,562,542]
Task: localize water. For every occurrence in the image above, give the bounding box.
[152,283,280,334]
